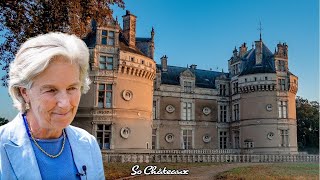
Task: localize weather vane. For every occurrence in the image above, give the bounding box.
[258,21,263,40]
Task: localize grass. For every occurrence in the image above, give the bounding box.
[104,162,220,180]
[216,163,319,180]
[104,162,319,180]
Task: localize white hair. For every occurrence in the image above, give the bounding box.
[8,32,91,112]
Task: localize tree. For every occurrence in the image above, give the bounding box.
[296,96,319,154]
[0,117,9,126]
[0,0,125,86]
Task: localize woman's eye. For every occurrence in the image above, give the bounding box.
[68,87,78,91]
[46,89,55,93]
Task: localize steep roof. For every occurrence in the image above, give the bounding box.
[239,42,276,76]
[157,65,228,89]
[118,33,146,56]
[136,37,152,42]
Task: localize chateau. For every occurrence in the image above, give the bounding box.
[73,11,298,154]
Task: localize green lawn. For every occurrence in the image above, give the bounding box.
[104,162,220,180]
[216,163,319,180]
[104,162,319,180]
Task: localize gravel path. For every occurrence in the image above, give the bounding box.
[119,163,265,180]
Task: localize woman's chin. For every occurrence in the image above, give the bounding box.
[51,112,74,127]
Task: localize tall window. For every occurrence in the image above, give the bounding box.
[234,131,240,149]
[101,30,115,46]
[220,84,226,96]
[184,81,192,93]
[233,82,238,94]
[99,56,113,70]
[233,104,239,121]
[278,101,287,118]
[278,60,286,71]
[152,101,157,119]
[183,129,193,149]
[233,64,239,75]
[98,84,112,108]
[219,131,228,149]
[280,130,289,147]
[220,105,227,122]
[278,78,286,91]
[152,129,157,149]
[96,124,111,149]
[182,102,192,120]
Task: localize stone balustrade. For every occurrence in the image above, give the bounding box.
[102,152,319,163]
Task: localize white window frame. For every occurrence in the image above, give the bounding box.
[219,130,228,149]
[181,99,194,121]
[280,129,289,147]
[181,128,194,149]
[219,105,227,122]
[278,101,287,118]
[233,104,239,121]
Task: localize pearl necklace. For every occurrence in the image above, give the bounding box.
[26,120,66,158]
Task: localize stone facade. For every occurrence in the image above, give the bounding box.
[74,11,298,155]
[73,10,156,152]
[153,39,298,154]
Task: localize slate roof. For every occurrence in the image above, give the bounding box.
[157,65,229,89]
[239,42,276,76]
[136,37,152,42]
[118,33,146,56]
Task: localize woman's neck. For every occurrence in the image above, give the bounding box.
[26,113,63,139]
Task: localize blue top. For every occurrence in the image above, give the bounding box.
[23,115,80,180]
[0,113,105,179]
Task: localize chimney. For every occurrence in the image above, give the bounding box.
[239,43,247,57]
[122,10,137,48]
[255,40,263,65]
[149,27,155,59]
[190,64,197,70]
[275,42,288,59]
[161,55,168,71]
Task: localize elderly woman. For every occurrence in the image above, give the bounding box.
[0,32,105,179]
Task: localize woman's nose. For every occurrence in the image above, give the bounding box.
[56,91,71,109]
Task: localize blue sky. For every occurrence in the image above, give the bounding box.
[0,0,318,119]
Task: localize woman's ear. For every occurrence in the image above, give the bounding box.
[19,87,30,103]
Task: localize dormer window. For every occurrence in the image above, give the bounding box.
[184,81,192,93]
[219,84,226,96]
[278,60,286,71]
[101,30,115,46]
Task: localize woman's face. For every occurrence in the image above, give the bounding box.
[21,57,81,132]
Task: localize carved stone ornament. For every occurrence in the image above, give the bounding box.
[267,132,274,140]
[266,104,272,111]
[202,107,211,115]
[120,127,131,139]
[165,105,175,113]
[165,133,174,143]
[122,90,133,101]
[202,134,211,143]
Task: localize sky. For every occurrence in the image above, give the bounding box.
[0,0,319,120]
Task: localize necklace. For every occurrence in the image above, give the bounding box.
[26,120,66,158]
